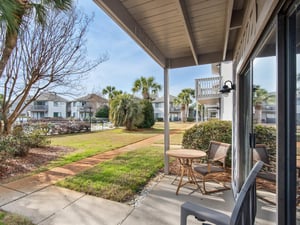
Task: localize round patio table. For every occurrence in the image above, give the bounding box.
[167,149,206,195]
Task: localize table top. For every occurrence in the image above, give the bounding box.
[167,149,206,159]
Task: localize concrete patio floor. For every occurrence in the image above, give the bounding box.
[0,173,276,225]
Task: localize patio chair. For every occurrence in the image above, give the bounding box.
[181,161,264,225]
[193,141,231,194]
[252,144,276,182]
[253,144,276,205]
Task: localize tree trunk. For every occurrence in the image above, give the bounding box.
[181,104,186,123]
[254,103,263,123]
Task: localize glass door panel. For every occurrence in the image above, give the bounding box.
[252,28,277,209]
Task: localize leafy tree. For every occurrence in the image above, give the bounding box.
[174,88,195,122]
[95,105,109,118]
[132,76,161,100]
[137,100,155,128]
[0,0,73,78]
[0,8,105,134]
[109,94,143,130]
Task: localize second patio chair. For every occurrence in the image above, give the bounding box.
[253,144,276,204]
[193,141,231,194]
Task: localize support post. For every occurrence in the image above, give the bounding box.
[164,67,170,174]
[195,79,199,122]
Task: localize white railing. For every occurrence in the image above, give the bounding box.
[195,76,221,99]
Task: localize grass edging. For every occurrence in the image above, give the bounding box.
[56,146,164,203]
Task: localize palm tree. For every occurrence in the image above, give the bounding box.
[253,86,275,123]
[174,88,195,122]
[102,86,123,102]
[0,0,73,78]
[109,94,143,130]
[132,76,161,100]
[102,86,116,100]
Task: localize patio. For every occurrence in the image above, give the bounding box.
[0,172,276,225]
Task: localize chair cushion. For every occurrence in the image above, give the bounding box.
[194,165,225,176]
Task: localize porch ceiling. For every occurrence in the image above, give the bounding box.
[93,0,247,69]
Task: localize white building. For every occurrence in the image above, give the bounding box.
[152,95,181,121]
[68,94,108,120]
[28,93,68,119]
[195,62,233,121]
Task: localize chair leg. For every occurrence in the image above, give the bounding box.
[180,206,188,225]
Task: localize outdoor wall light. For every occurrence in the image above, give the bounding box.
[219,80,235,94]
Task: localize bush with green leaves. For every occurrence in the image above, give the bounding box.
[95,105,109,118]
[0,126,50,158]
[137,100,155,128]
[254,125,276,158]
[182,120,277,167]
[182,120,232,150]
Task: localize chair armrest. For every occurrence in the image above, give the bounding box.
[181,201,230,225]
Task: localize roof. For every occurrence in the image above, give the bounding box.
[37,93,68,102]
[152,95,176,103]
[73,94,108,104]
[94,0,246,69]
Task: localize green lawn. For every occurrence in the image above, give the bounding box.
[56,146,164,202]
[48,128,161,168]
[47,123,192,202]
[0,210,33,225]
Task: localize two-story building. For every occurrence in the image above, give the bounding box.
[28,92,68,119]
[67,94,108,120]
[195,62,233,121]
[152,95,181,121]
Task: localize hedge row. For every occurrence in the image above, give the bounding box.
[182,120,276,167]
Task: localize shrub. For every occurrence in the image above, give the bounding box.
[182,120,232,166]
[187,117,195,122]
[182,120,277,167]
[254,125,276,158]
[182,120,232,150]
[95,105,109,118]
[137,100,155,128]
[0,126,50,157]
[156,117,163,122]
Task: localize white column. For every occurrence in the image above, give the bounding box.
[195,79,199,122]
[164,67,170,174]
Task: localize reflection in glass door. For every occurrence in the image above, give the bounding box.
[252,28,277,211]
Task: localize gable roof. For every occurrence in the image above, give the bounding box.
[74,94,108,104]
[37,93,68,102]
[152,95,176,103]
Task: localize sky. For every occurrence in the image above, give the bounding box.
[76,0,212,98]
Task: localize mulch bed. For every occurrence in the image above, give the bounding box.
[0,146,76,183]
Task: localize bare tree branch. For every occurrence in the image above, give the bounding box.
[0,7,107,134]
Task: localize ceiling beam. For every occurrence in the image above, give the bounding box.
[175,0,199,65]
[222,0,234,61]
[230,10,243,30]
[93,0,166,68]
[169,51,233,69]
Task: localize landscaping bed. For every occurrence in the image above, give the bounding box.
[0,146,76,183]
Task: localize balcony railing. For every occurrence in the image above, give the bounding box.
[195,76,222,100]
[30,105,48,111]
